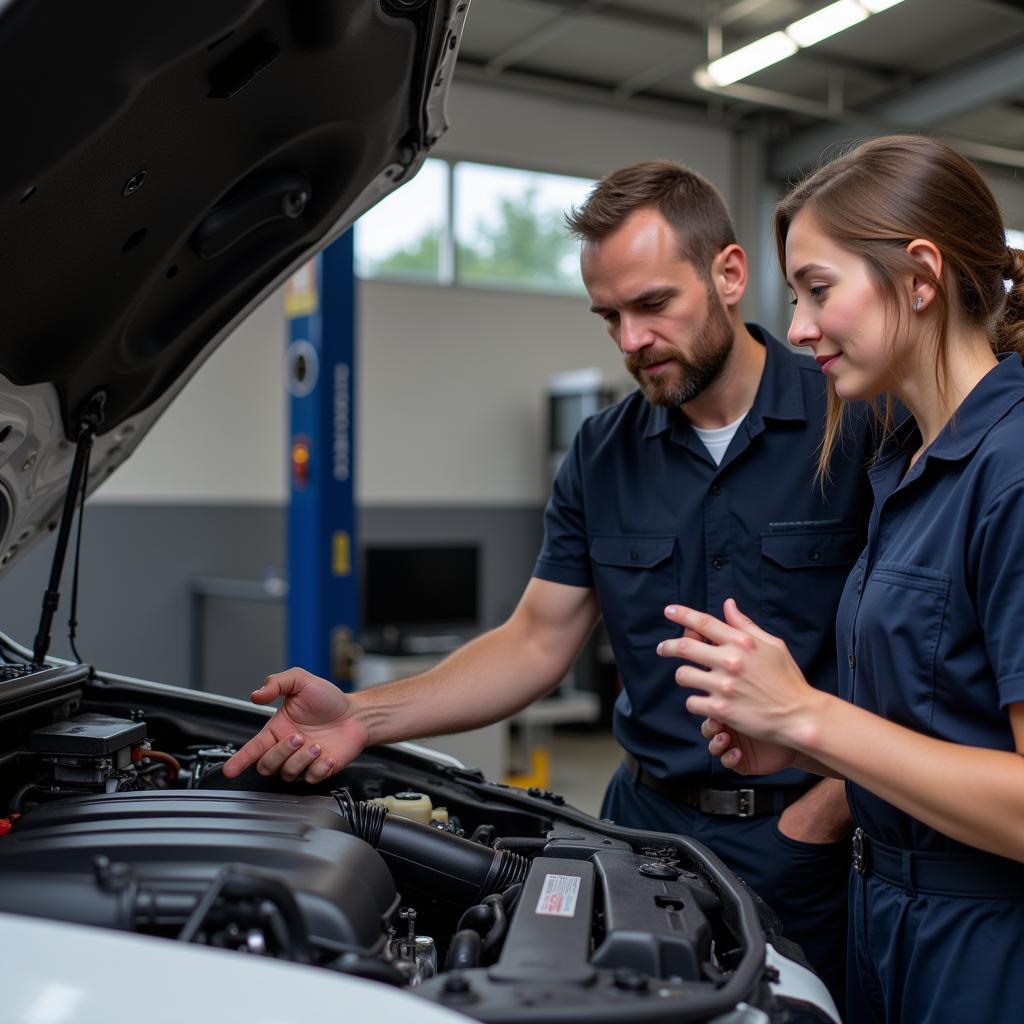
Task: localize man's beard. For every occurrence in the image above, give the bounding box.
[626,296,735,408]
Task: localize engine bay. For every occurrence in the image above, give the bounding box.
[0,656,833,1023]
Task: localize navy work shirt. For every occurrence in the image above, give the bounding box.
[533,325,876,784]
[837,354,1024,852]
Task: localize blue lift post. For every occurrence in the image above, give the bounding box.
[284,232,359,688]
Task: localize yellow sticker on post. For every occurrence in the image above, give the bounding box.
[332,531,351,576]
[284,259,319,318]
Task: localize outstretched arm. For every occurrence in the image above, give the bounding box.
[223,577,599,783]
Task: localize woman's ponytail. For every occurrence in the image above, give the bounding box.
[996,247,1024,355]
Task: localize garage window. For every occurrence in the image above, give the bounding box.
[354,158,450,284]
[453,162,592,295]
[355,159,594,296]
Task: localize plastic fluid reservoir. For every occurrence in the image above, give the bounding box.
[371,791,434,825]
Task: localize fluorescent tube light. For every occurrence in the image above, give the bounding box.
[787,1,868,47]
[705,31,798,87]
[697,0,908,89]
[859,0,906,12]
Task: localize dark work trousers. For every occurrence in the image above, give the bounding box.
[601,762,850,1010]
[847,868,1024,1023]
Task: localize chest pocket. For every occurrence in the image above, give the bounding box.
[590,535,676,650]
[760,527,863,659]
[854,562,950,731]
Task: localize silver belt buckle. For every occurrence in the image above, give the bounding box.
[699,787,756,818]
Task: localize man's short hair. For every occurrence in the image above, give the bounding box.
[566,160,737,280]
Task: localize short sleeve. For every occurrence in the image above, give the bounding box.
[532,430,592,588]
[970,477,1024,708]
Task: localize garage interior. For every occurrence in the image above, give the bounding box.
[2,0,1023,816]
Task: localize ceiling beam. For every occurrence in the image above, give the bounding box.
[771,40,1024,176]
[860,41,1024,124]
[615,51,695,99]
[519,0,704,37]
[692,77,1024,172]
[974,0,1024,18]
[717,0,788,27]
[454,58,720,127]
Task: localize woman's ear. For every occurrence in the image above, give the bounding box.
[905,238,942,313]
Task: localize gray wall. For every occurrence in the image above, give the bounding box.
[0,503,543,695]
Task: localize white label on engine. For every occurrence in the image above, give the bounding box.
[535,873,581,917]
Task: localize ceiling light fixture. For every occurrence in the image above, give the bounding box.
[704,32,798,88]
[700,0,907,88]
[786,1,868,48]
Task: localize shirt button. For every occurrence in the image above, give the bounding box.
[809,549,821,561]
[848,653,856,669]
[710,483,721,495]
[630,550,639,562]
[713,557,725,570]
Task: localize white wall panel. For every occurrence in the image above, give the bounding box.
[96,292,289,504]
[357,279,629,504]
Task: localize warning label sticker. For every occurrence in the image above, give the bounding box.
[535,874,581,917]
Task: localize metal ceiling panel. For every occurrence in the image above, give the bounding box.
[458,0,563,59]
[516,17,706,89]
[742,55,891,107]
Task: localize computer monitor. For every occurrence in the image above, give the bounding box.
[361,544,480,652]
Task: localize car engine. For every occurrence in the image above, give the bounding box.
[0,659,835,1023]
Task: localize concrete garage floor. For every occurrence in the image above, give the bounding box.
[545,727,623,817]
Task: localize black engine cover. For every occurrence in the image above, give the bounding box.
[0,790,398,954]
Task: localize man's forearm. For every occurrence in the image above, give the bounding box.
[348,615,588,748]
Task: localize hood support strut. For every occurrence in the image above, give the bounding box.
[31,394,106,666]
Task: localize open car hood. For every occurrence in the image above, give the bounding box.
[0,0,467,572]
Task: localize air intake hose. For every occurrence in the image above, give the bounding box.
[332,789,528,904]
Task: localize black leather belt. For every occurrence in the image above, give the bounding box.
[624,753,808,819]
[852,827,1024,897]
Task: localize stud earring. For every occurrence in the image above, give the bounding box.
[913,296,924,312]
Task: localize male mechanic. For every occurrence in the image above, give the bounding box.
[224,161,874,1000]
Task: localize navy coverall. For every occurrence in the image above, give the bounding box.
[533,326,876,1002]
[838,354,1024,1024]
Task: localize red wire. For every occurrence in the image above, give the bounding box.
[131,747,182,781]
